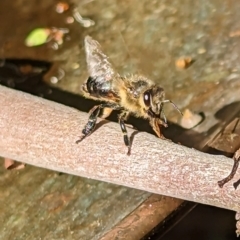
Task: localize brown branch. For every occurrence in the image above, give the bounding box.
[0,85,239,211]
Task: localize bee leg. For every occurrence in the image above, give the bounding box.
[150,118,162,138]
[76,105,100,143]
[76,103,120,144]
[118,111,131,155]
[150,118,168,139]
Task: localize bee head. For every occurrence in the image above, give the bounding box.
[143,86,165,117]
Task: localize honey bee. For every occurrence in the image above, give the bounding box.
[76,36,182,155]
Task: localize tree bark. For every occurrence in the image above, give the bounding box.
[0,86,239,211]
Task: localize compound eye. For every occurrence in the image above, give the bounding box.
[143,90,151,107]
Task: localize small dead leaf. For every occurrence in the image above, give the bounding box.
[4,158,25,170]
[4,158,15,169]
[197,48,206,54]
[229,30,240,38]
[55,2,69,14]
[175,57,193,69]
[180,109,203,129]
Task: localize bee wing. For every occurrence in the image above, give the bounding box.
[84,36,116,81]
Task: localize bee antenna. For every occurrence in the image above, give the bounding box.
[119,31,133,67]
[163,99,183,115]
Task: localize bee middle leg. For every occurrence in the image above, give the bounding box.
[118,111,131,155]
[76,103,120,144]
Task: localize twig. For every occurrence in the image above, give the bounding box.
[218,149,240,188]
[0,86,239,211]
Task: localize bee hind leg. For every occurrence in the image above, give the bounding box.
[118,111,131,155]
[76,103,120,144]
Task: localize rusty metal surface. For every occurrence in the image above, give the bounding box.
[0,162,150,240]
[100,195,183,240]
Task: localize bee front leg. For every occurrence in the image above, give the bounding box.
[76,103,120,144]
[118,111,131,155]
[149,118,168,139]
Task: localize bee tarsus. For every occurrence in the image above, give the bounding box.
[118,111,131,155]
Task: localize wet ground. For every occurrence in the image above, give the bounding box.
[1,0,240,239]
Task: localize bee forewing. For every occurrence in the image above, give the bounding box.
[84,36,116,81]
